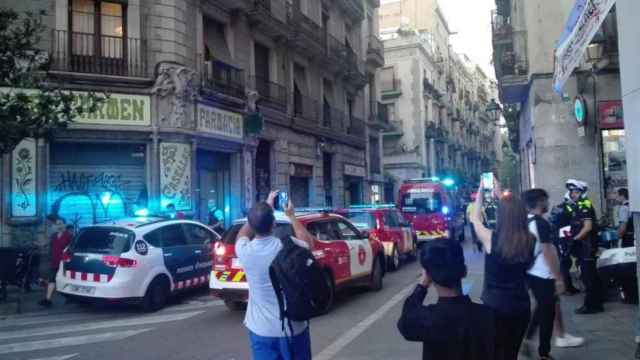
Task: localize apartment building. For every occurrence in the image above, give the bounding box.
[0,0,385,246]
[492,0,622,219]
[378,0,500,196]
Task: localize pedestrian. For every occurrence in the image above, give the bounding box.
[616,188,634,248]
[466,192,483,252]
[39,219,73,307]
[521,189,569,359]
[397,240,496,360]
[235,191,315,360]
[565,179,604,314]
[550,196,580,295]
[166,203,185,219]
[469,177,535,360]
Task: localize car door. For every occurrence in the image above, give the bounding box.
[182,223,216,284]
[155,223,192,289]
[307,220,350,282]
[383,210,405,253]
[396,210,415,253]
[334,219,373,279]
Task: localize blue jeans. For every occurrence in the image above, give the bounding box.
[249,328,311,360]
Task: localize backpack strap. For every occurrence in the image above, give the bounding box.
[269,265,286,326]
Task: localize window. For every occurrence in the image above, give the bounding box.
[307,222,337,241]
[72,227,133,255]
[203,16,232,63]
[401,190,442,214]
[159,224,188,247]
[144,229,162,248]
[183,224,217,245]
[342,212,375,230]
[334,220,362,241]
[71,0,125,58]
[380,67,395,91]
[384,211,400,228]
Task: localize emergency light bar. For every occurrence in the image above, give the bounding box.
[348,204,396,209]
[404,177,441,184]
[295,207,333,214]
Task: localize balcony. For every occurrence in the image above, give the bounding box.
[292,92,321,125]
[246,0,291,42]
[336,0,365,22]
[50,30,147,78]
[214,0,250,11]
[344,46,367,88]
[288,7,326,59]
[325,34,348,73]
[366,35,384,68]
[491,10,513,45]
[248,75,287,109]
[381,79,402,99]
[423,77,438,97]
[201,59,246,99]
[323,104,345,131]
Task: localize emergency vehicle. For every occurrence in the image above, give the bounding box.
[336,205,416,271]
[397,179,456,243]
[56,218,220,311]
[210,211,386,312]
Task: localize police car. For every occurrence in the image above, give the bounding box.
[56,217,220,311]
[210,211,386,312]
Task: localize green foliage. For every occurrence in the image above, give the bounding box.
[0,8,101,154]
[499,144,520,192]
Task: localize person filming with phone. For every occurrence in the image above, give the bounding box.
[470,173,536,360]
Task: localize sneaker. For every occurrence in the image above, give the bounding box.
[555,333,585,348]
[38,299,53,308]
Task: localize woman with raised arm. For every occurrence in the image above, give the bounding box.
[469,177,535,360]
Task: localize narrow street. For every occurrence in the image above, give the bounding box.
[1,243,635,360]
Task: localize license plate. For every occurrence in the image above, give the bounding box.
[65,284,95,295]
[231,258,243,269]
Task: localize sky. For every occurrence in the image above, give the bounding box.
[438,0,496,79]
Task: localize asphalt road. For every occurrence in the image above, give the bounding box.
[2,241,634,360]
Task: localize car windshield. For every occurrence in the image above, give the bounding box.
[401,190,442,214]
[71,227,134,255]
[342,212,375,230]
[221,223,294,244]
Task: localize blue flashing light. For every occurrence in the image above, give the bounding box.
[224,205,230,214]
[442,206,450,215]
[349,204,396,209]
[442,178,455,187]
[100,192,113,207]
[134,208,150,217]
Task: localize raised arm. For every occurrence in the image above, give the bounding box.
[470,184,493,254]
[285,201,315,248]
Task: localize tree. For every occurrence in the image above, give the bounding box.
[0,8,100,155]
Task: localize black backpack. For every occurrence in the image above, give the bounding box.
[269,236,331,326]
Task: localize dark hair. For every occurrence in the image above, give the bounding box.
[495,195,535,262]
[522,188,549,210]
[65,225,75,231]
[248,202,275,236]
[420,240,467,288]
[618,188,629,200]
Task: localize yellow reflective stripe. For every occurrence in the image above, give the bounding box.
[219,271,231,281]
[232,271,245,282]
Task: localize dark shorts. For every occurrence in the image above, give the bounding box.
[48,266,59,282]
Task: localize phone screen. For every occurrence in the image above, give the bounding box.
[481,172,494,190]
[277,192,289,210]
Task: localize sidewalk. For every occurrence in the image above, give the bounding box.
[0,285,70,317]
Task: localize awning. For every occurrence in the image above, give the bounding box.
[553,0,616,93]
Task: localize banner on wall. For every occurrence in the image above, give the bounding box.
[553,0,616,93]
[11,138,37,217]
[160,142,192,211]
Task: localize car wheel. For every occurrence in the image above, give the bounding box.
[369,258,383,291]
[319,271,335,315]
[142,277,169,312]
[387,246,400,271]
[224,300,247,311]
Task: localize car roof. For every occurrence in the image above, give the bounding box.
[89,218,213,232]
[231,211,341,225]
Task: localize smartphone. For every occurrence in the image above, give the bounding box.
[481,172,494,191]
[276,191,289,210]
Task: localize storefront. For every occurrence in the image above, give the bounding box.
[344,164,366,206]
[48,142,148,228]
[196,150,231,226]
[289,163,313,207]
[599,100,627,222]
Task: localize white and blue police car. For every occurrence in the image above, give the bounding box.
[56,217,220,311]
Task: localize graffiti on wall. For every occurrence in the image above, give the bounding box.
[160,142,192,211]
[11,138,37,217]
[49,169,146,229]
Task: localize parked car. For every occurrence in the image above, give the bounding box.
[210,211,386,312]
[56,218,221,311]
[336,205,416,271]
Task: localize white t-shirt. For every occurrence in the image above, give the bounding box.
[235,235,309,338]
[527,215,555,279]
[618,201,631,225]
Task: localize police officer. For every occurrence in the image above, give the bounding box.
[550,192,580,295]
[565,179,604,314]
[616,188,634,248]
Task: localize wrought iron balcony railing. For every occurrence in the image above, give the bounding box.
[201,58,246,99]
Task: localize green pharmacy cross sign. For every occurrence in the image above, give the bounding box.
[573,96,587,125]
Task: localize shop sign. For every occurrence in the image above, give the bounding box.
[553,0,616,93]
[289,163,313,177]
[11,138,37,217]
[0,88,151,126]
[599,100,624,129]
[160,142,192,211]
[573,96,587,125]
[197,103,244,139]
[344,164,366,177]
